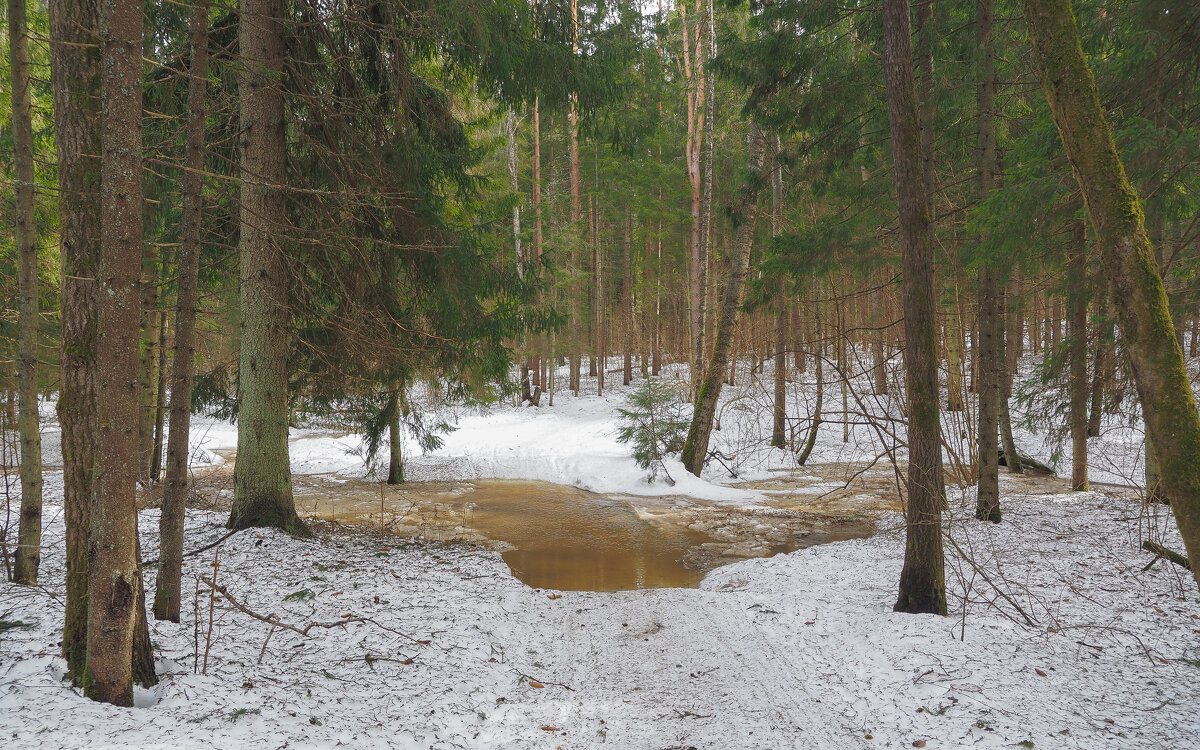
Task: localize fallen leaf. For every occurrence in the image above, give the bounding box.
[540,726,559,732]
[547,594,562,600]
[417,639,431,645]
[1035,669,1047,677]
[331,591,343,596]
[805,621,815,626]
[529,681,545,689]
[913,741,926,748]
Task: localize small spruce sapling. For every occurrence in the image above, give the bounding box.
[616,377,691,485]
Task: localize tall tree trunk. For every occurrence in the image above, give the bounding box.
[532,92,543,393]
[652,214,663,375]
[974,0,1002,523]
[1087,302,1112,437]
[51,0,101,681]
[1068,219,1089,491]
[680,1,707,387]
[770,135,787,449]
[1022,0,1200,589]
[229,0,305,534]
[507,108,522,272]
[623,207,634,386]
[386,385,404,484]
[150,283,169,483]
[944,312,965,412]
[680,125,765,477]
[154,0,208,622]
[999,277,1023,474]
[11,0,43,585]
[697,0,716,380]
[871,279,889,395]
[568,0,582,396]
[87,0,146,704]
[532,95,542,265]
[137,257,159,483]
[797,288,823,465]
[885,0,947,616]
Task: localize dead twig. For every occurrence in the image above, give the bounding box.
[944,532,1038,628]
[199,575,432,646]
[513,668,573,691]
[142,529,238,567]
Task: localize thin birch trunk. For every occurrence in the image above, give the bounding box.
[680,125,766,476]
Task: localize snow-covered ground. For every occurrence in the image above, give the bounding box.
[2,359,1198,749]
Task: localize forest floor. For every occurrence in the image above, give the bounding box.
[2,361,1198,749]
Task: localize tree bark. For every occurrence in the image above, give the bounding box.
[229,0,306,535]
[770,134,787,449]
[1087,302,1112,437]
[1022,0,1200,589]
[51,0,102,681]
[680,125,766,476]
[155,0,208,622]
[150,282,169,482]
[975,0,1001,522]
[386,385,404,484]
[623,207,634,386]
[885,0,947,615]
[87,0,146,703]
[137,255,159,483]
[1068,218,1089,491]
[11,0,44,585]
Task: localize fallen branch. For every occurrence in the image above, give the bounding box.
[142,529,238,567]
[944,532,1038,628]
[199,575,431,646]
[1142,540,1192,572]
[514,668,573,691]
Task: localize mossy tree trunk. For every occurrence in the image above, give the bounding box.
[11,0,44,585]
[87,0,146,704]
[680,125,766,476]
[229,0,306,535]
[884,0,947,615]
[1022,0,1200,588]
[155,0,208,622]
[50,0,101,680]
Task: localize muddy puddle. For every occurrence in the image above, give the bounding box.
[284,477,877,592]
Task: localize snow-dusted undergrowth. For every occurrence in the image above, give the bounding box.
[2,359,1198,749]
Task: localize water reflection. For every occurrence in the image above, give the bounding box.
[303,478,874,592]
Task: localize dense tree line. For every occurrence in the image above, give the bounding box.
[2,0,1198,703]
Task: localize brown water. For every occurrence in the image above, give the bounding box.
[298,477,876,592]
[462,481,709,591]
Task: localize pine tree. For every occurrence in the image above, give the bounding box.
[884,0,946,616]
[87,0,148,704]
[10,0,44,584]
